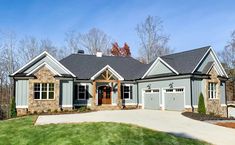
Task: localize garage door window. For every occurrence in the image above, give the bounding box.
[145,89,159,93]
[165,88,184,93]
[166,89,173,92]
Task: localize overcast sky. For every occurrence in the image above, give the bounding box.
[1,0,235,57]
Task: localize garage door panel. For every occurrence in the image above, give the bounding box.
[164,88,184,111]
[144,93,160,110]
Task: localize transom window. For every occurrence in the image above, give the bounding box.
[77,85,88,100]
[34,83,54,100]
[123,85,132,100]
[208,82,216,99]
[166,89,173,92]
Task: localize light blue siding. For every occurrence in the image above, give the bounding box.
[197,51,214,72]
[24,56,68,74]
[61,80,73,107]
[15,80,28,106]
[138,78,191,106]
[147,61,173,76]
[192,79,202,106]
[220,82,226,104]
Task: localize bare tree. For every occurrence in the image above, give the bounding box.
[219,30,235,77]
[136,15,172,63]
[65,30,80,54]
[77,28,112,55]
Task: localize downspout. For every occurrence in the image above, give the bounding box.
[190,76,194,112]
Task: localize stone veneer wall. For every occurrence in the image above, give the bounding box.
[204,67,227,117]
[226,79,235,101]
[28,66,60,113]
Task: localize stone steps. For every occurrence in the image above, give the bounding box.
[95,105,121,111]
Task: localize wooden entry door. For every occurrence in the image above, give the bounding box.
[98,86,111,105]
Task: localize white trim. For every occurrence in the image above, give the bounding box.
[62,105,73,108]
[210,48,228,78]
[77,84,87,100]
[191,47,228,78]
[91,65,124,80]
[16,105,28,108]
[11,51,76,77]
[142,57,179,79]
[122,84,133,100]
[26,62,61,76]
[221,104,227,107]
[185,105,192,108]
[191,47,211,74]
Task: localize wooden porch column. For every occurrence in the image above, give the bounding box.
[117,80,122,107]
[92,81,96,108]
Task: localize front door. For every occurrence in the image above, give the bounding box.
[98,86,111,105]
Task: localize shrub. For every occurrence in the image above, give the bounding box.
[10,96,17,118]
[198,93,206,114]
[79,106,87,112]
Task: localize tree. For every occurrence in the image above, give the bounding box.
[77,28,112,55]
[65,30,80,54]
[136,15,172,63]
[111,42,131,57]
[10,96,16,117]
[198,93,206,114]
[219,30,235,77]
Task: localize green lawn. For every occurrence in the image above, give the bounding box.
[0,116,208,145]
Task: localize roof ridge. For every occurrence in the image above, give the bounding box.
[160,45,211,58]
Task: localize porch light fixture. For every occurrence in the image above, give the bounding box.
[147,84,151,89]
[169,83,173,88]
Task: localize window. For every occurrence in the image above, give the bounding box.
[34,83,54,100]
[175,88,184,92]
[145,89,151,93]
[152,89,159,93]
[34,83,40,99]
[123,85,132,99]
[166,89,173,92]
[208,82,216,99]
[78,85,86,100]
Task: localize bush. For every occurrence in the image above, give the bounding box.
[198,93,206,114]
[10,96,17,118]
[79,106,88,112]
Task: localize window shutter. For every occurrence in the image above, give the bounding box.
[121,85,123,99]
[86,85,89,99]
[74,84,78,100]
[130,86,133,99]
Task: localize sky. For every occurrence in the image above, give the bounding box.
[0,0,235,57]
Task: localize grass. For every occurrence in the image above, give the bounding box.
[0,116,209,145]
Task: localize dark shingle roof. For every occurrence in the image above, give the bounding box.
[60,54,147,80]
[160,46,211,74]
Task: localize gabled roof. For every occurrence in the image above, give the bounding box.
[160,46,211,74]
[60,54,147,80]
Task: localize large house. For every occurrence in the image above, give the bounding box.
[11,46,228,116]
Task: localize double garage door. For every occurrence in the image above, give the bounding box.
[144,88,184,111]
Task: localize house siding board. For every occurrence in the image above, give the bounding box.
[61,80,73,107]
[197,52,214,72]
[24,56,68,74]
[147,61,172,76]
[192,79,202,106]
[138,78,191,106]
[15,80,28,106]
[220,82,226,104]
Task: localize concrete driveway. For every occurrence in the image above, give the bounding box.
[36,109,235,145]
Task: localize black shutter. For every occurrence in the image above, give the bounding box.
[121,85,123,99]
[86,85,89,99]
[74,84,78,100]
[130,86,133,99]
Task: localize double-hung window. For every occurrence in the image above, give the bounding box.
[34,83,54,100]
[122,85,133,100]
[77,84,88,100]
[208,82,216,99]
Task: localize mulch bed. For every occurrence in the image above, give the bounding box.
[182,112,235,121]
[216,122,235,129]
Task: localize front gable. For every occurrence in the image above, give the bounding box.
[194,49,228,77]
[12,51,76,77]
[142,57,179,78]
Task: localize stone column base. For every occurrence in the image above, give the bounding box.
[17,108,28,116]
